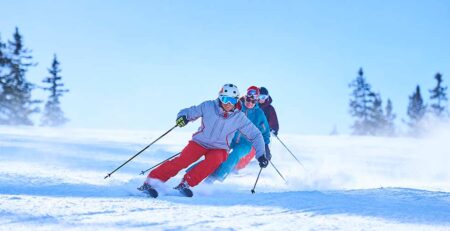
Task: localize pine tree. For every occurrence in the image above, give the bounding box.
[329,125,339,136]
[407,85,427,132]
[0,34,7,69]
[368,92,385,135]
[384,99,396,136]
[429,72,448,118]
[349,68,375,135]
[0,35,8,124]
[41,54,69,126]
[0,35,8,103]
[0,27,39,125]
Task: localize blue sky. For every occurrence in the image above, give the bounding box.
[1,0,449,135]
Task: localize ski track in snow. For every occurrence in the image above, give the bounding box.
[1,127,450,230]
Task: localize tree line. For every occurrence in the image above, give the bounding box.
[349,68,448,136]
[0,27,68,127]
[3,28,447,134]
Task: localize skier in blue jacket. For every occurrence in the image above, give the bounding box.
[208,86,271,182]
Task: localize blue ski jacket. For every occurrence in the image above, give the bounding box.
[231,98,271,147]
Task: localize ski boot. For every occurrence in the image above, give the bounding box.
[137,183,158,198]
[174,180,193,197]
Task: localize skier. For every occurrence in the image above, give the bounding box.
[207,86,271,182]
[235,86,279,171]
[138,84,270,197]
[258,87,279,136]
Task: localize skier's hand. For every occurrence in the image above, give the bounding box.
[265,144,272,161]
[271,129,278,136]
[176,115,189,127]
[258,155,269,168]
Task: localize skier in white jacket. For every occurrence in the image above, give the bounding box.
[139,84,270,197]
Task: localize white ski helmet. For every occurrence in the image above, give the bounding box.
[218,83,240,98]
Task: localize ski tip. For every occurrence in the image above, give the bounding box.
[251,189,255,194]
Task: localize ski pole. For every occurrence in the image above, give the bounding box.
[273,133,305,169]
[270,161,287,184]
[251,167,263,194]
[104,124,178,179]
[139,152,181,175]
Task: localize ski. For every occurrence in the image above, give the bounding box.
[137,183,194,198]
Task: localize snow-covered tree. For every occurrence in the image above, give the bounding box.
[41,54,69,126]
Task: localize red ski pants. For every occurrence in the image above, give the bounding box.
[148,141,228,187]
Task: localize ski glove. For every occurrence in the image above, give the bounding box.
[271,129,278,136]
[265,144,272,161]
[258,155,269,168]
[176,115,189,127]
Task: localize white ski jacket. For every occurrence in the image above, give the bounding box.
[177,99,267,159]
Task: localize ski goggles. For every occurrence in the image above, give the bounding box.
[259,94,269,100]
[245,96,257,103]
[247,89,258,97]
[219,96,238,105]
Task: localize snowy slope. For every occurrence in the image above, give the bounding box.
[1,126,450,230]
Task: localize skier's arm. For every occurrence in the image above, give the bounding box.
[258,110,271,145]
[177,101,207,122]
[238,116,266,159]
[270,106,279,135]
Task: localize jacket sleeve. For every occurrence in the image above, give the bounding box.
[269,105,279,133]
[258,109,271,144]
[177,101,208,122]
[237,114,266,159]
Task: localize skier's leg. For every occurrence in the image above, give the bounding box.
[210,144,252,181]
[148,141,206,182]
[183,149,227,187]
[235,147,256,171]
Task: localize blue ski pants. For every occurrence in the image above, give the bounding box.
[210,142,252,181]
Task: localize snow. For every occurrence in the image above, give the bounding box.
[1,126,450,230]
